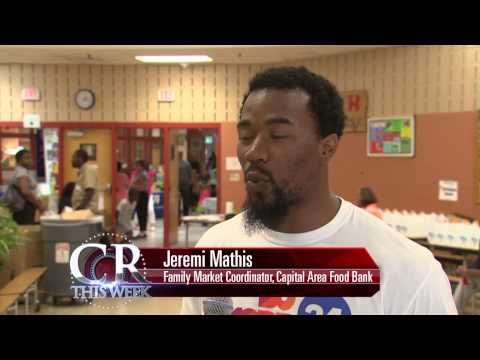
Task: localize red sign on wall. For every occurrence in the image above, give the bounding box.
[21,87,41,101]
[341,90,368,133]
[158,89,176,103]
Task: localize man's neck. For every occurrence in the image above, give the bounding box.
[269,192,341,234]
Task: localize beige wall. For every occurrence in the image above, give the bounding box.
[0,63,267,123]
[0,45,479,124]
[277,45,480,116]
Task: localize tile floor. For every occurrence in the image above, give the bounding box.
[31,297,183,315]
[133,219,211,248]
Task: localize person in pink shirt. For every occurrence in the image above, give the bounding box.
[115,162,130,205]
[359,187,383,220]
[196,181,212,213]
[147,166,156,195]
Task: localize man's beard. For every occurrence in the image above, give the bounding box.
[242,179,296,236]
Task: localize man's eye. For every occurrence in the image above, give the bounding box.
[271,134,289,139]
[239,135,253,142]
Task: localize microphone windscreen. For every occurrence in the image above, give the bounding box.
[202,297,234,315]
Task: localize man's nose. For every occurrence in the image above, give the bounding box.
[244,135,269,164]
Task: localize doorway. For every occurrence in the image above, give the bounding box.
[63,128,113,226]
[114,127,165,247]
[0,126,59,215]
[0,121,221,248]
[164,126,220,248]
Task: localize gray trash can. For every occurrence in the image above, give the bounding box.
[41,218,103,304]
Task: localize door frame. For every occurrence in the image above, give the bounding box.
[162,124,221,247]
[0,121,222,248]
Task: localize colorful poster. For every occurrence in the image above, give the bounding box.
[367,116,415,157]
[43,128,59,198]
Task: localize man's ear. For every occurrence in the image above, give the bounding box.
[318,133,340,161]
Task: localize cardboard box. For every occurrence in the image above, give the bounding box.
[61,209,94,220]
[0,258,13,289]
[17,225,44,268]
[11,241,26,276]
[0,249,17,289]
[0,225,44,289]
[1,244,46,296]
[0,226,44,291]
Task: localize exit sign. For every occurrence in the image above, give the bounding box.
[21,87,41,101]
[158,89,175,103]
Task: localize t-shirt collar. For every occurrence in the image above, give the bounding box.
[258,197,353,246]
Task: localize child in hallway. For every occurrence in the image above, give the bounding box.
[195,181,212,214]
[116,188,138,241]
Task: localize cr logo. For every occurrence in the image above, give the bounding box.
[70,244,141,285]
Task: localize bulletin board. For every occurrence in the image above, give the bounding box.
[367,116,415,157]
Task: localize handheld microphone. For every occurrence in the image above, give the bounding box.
[202,297,234,315]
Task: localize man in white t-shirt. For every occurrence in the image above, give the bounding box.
[181,66,457,315]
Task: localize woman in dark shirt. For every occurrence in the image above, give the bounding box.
[131,160,149,239]
[10,149,46,224]
[58,182,75,214]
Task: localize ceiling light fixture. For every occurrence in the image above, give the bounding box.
[135,55,213,63]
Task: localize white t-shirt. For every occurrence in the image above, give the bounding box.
[181,198,457,315]
[116,198,136,234]
[12,165,37,191]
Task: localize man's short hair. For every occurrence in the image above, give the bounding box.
[359,187,378,208]
[241,66,346,138]
[15,149,29,163]
[75,149,89,162]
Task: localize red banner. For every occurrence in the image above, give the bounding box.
[134,248,380,297]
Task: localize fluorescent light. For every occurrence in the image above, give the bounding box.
[135,55,213,63]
